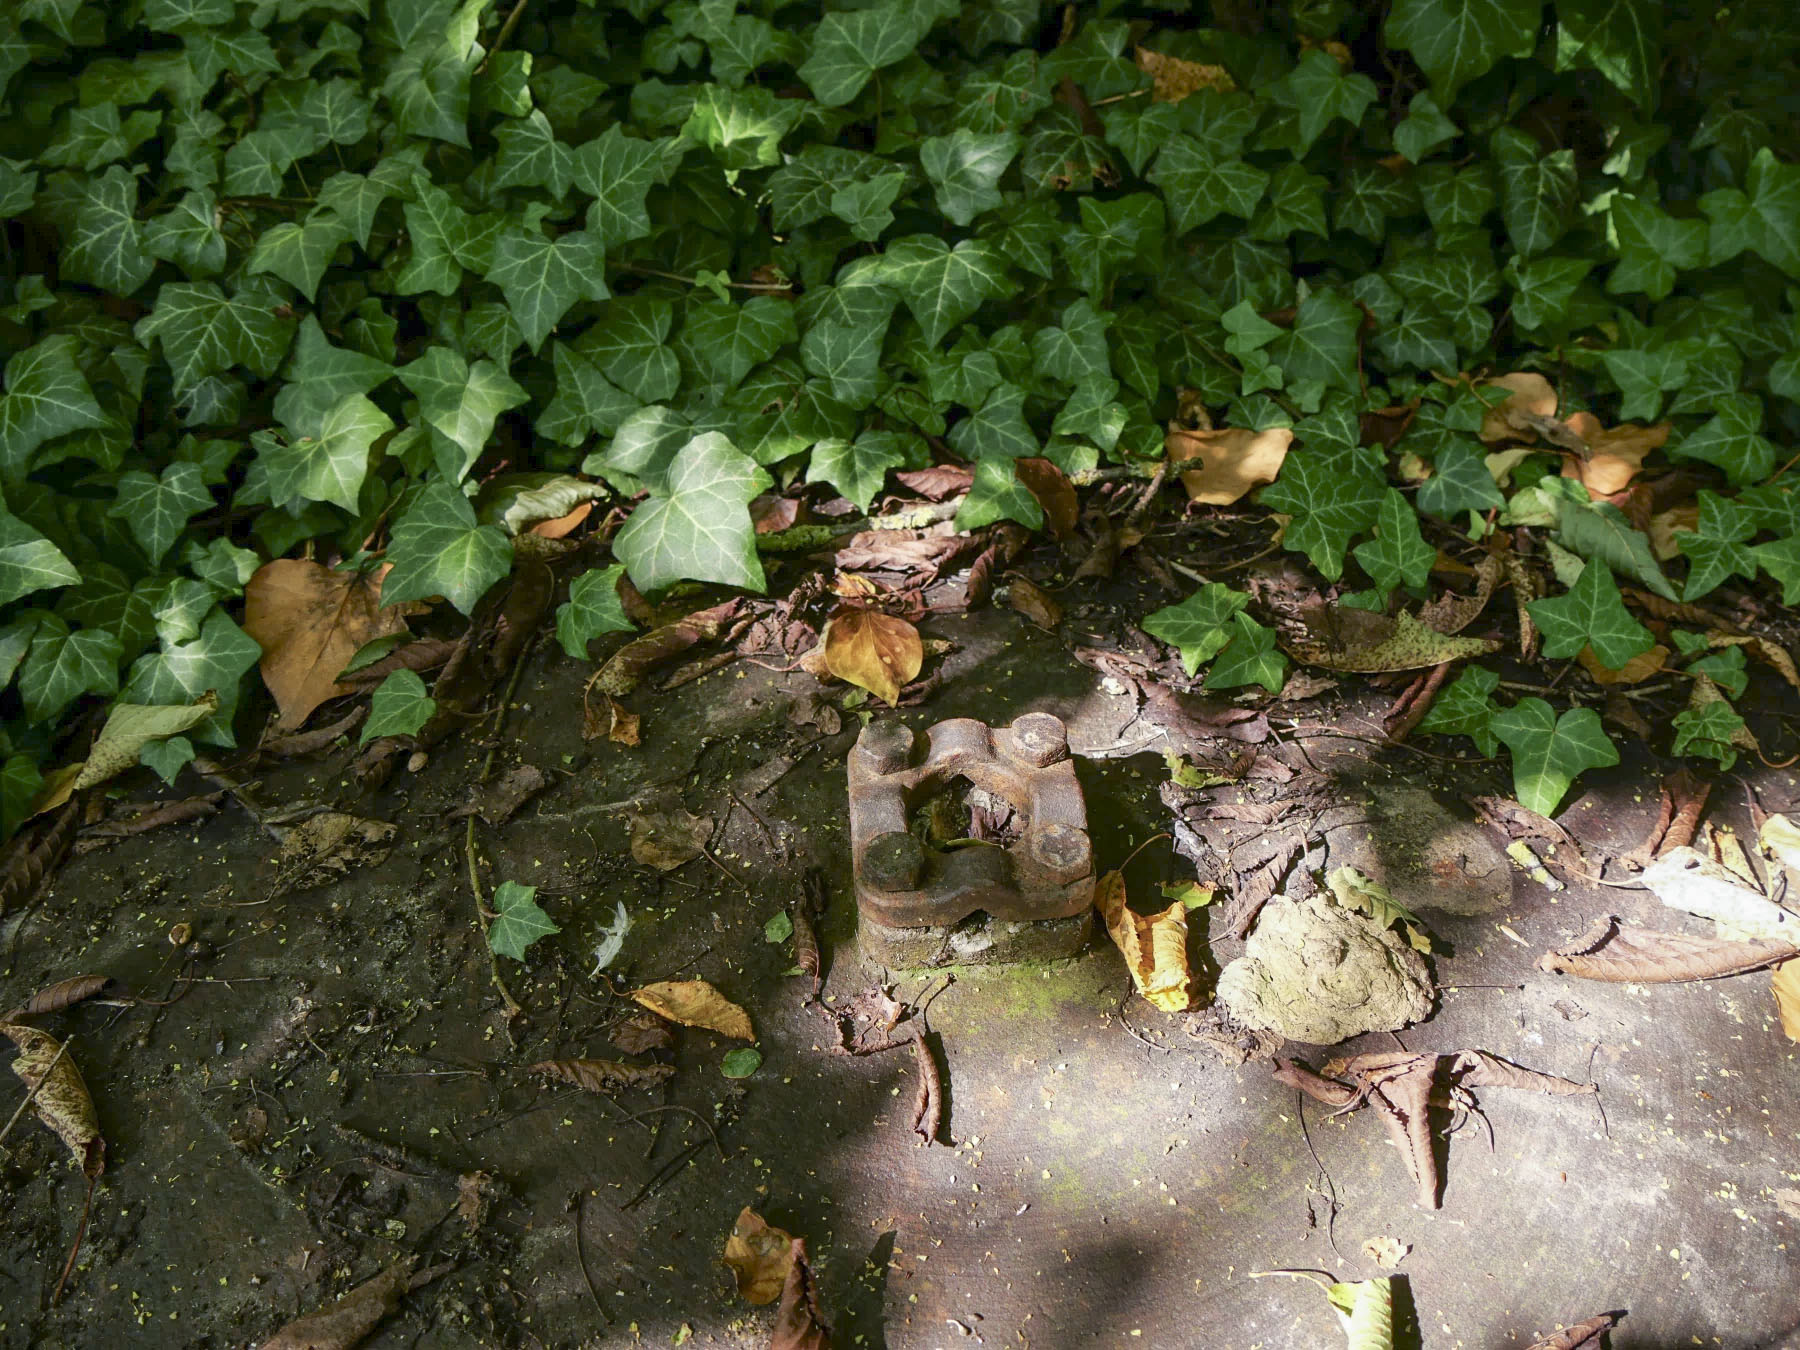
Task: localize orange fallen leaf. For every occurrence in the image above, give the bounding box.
[528,500,593,539]
[1007,576,1063,629]
[630,979,755,1041]
[1134,47,1235,101]
[723,1207,796,1305]
[1013,457,1078,538]
[832,572,879,598]
[1094,870,1191,1012]
[1774,960,1800,1043]
[244,560,420,731]
[1578,643,1668,686]
[822,607,922,706]
[1166,426,1293,505]
[1560,412,1670,496]
[1477,372,1558,445]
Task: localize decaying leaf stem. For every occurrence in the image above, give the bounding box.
[464,635,535,1025]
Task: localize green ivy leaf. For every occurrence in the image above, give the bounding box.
[613,432,772,592]
[1205,613,1288,694]
[1416,440,1505,520]
[1143,583,1251,677]
[0,336,107,476]
[538,344,639,447]
[800,0,940,107]
[1387,251,1500,353]
[398,346,530,483]
[919,129,1019,227]
[1753,534,1800,604]
[954,457,1043,531]
[1670,393,1775,485]
[865,236,1015,348]
[1503,256,1593,332]
[1490,697,1618,817]
[1671,697,1746,770]
[1280,48,1378,157]
[489,879,560,961]
[109,462,212,565]
[485,226,609,354]
[362,668,436,743]
[1555,0,1661,110]
[1269,289,1362,393]
[1260,448,1385,581]
[258,394,391,514]
[1417,663,1501,754]
[1492,126,1577,256]
[1394,92,1458,163]
[1387,0,1542,101]
[1249,162,1329,241]
[1526,558,1655,668]
[64,165,154,296]
[1553,495,1676,599]
[0,506,80,607]
[1608,195,1707,301]
[947,384,1037,461]
[683,297,800,392]
[274,316,395,437]
[19,618,122,724]
[574,125,669,248]
[578,298,680,403]
[1353,490,1437,594]
[556,563,635,661]
[117,607,261,746]
[134,282,296,398]
[144,190,229,274]
[830,172,909,242]
[1148,136,1268,235]
[807,431,915,511]
[1675,491,1758,600]
[382,482,515,616]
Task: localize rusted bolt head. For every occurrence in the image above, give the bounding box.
[1011,713,1068,767]
[1031,823,1092,882]
[855,720,916,774]
[861,831,925,892]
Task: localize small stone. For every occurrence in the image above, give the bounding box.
[1216,892,1435,1045]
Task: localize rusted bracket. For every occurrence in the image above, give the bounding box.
[848,713,1095,931]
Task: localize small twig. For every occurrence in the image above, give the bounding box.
[620,1137,709,1210]
[574,1191,612,1323]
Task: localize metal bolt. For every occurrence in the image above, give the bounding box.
[856,720,916,774]
[861,831,925,892]
[1031,823,1091,882]
[1011,713,1068,767]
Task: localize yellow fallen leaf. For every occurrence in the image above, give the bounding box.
[630,979,755,1041]
[1561,411,1670,496]
[1134,47,1235,102]
[1095,870,1191,1012]
[1577,642,1668,685]
[723,1207,795,1305]
[821,607,922,706]
[1477,372,1558,445]
[1773,960,1800,1043]
[1166,426,1293,505]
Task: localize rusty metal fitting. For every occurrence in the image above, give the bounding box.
[848,713,1094,933]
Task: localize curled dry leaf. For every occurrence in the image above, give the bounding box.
[1524,1312,1625,1350]
[1477,373,1558,445]
[527,1058,675,1094]
[527,500,594,539]
[821,607,922,707]
[1006,576,1063,629]
[1538,917,1798,982]
[244,560,421,731]
[630,979,755,1041]
[611,1012,677,1055]
[1577,642,1667,685]
[1361,1235,1410,1270]
[909,1029,943,1144]
[724,1207,796,1305]
[272,813,397,894]
[6,974,120,1020]
[1712,633,1800,691]
[1166,426,1293,505]
[1560,413,1669,496]
[1013,457,1078,538]
[449,763,547,826]
[628,804,711,871]
[73,693,220,792]
[1095,870,1191,1012]
[596,599,744,697]
[769,1238,831,1350]
[1417,553,1503,635]
[0,1022,104,1177]
[895,465,972,501]
[257,1259,412,1350]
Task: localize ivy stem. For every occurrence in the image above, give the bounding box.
[477,0,530,76]
[464,632,537,1028]
[606,260,792,292]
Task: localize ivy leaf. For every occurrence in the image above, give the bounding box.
[612,433,772,593]
[1249,163,1329,241]
[682,85,805,169]
[808,431,916,512]
[1394,92,1458,162]
[573,125,668,248]
[64,165,154,296]
[866,236,1015,348]
[1555,0,1661,109]
[1416,440,1505,520]
[1490,698,1618,817]
[1143,584,1251,676]
[1387,0,1542,101]
[578,298,680,403]
[1492,126,1577,257]
[555,563,634,661]
[381,482,515,616]
[1600,347,1687,422]
[1671,393,1775,485]
[1148,135,1268,234]
[109,463,213,565]
[954,457,1043,531]
[398,346,530,483]
[1386,252,1500,353]
[273,315,395,437]
[144,190,229,274]
[1335,163,1421,242]
[485,226,609,354]
[684,297,800,391]
[947,384,1037,461]
[919,130,1019,227]
[362,669,436,743]
[1205,613,1288,694]
[493,109,579,197]
[1752,534,1800,604]
[246,211,354,301]
[1526,558,1654,669]
[1608,195,1707,301]
[830,172,908,242]
[19,619,122,724]
[118,607,261,746]
[800,0,940,107]
[0,336,107,475]
[1259,449,1385,581]
[316,153,423,250]
[0,505,81,606]
[489,880,560,962]
[135,282,296,397]
[1671,697,1747,771]
[538,344,639,446]
[1268,289,1363,395]
[258,394,391,514]
[770,146,883,231]
[800,313,888,408]
[1280,48,1378,157]
[1353,490,1437,594]
[1504,256,1594,332]
[1417,663,1501,754]
[1676,492,1758,600]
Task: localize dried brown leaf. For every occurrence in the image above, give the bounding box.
[1448,1049,1595,1096]
[527,1058,675,1094]
[1271,1057,1360,1108]
[724,1207,796,1305]
[1561,412,1669,496]
[821,607,922,706]
[1524,1312,1624,1350]
[1577,642,1667,685]
[611,1012,676,1055]
[909,1029,943,1144]
[1709,632,1800,690]
[769,1238,831,1350]
[894,466,971,501]
[273,813,397,894]
[1538,917,1798,982]
[6,975,119,1019]
[258,1260,411,1350]
[1013,457,1078,538]
[1166,426,1293,505]
[526,500,593,540]
[628,805,711,871]
[1134,46,1235,101]
[450,764,547,826]
[0,1022,103,1177]
[1477,373,1558,445]
[455,1171,495,1232]
[631,979,755,1041]
[244,561,420,731]
[1417,553,1503,635]
[1006,576,1063,629]
[596,600,744,697]
[1095,870,1191,1012]
[1285,609,1501,673]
